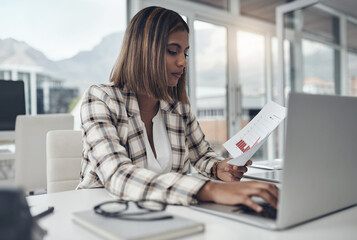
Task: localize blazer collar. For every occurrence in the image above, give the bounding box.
[159,100,182,115]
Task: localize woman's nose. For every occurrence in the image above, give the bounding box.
[177,54,187,67]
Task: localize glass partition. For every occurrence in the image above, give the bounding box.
[194,21,228,156]
[282,5,339,97]
[302,39,335,94]
[237,30,266,160]
[347,53,357,96]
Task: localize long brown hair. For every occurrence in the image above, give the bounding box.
[110,6,189,104]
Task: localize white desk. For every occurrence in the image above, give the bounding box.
[27,188,357,240]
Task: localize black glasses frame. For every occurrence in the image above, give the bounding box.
[94,200,173,221]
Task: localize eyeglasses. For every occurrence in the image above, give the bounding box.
[94,200,173,221]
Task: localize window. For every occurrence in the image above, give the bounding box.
[237,31,266,160]
[194,21,228,155]
[271,37,291,99]
[347,21,357,96]
[237,31,265,99]
[348,53,357,96]
[0,0,126,123]
[280,5,341,96]
[302,39,335,95]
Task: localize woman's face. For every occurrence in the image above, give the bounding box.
[165,30,189,87]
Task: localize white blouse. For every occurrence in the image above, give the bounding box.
[140,110,173,173]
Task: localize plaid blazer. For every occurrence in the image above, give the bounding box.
[78,83,224,205]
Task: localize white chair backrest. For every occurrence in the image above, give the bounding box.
[46,130,82,193]
[14,114,74,193]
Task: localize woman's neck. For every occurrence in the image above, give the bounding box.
[137,94,159,114]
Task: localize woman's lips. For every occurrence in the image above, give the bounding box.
[172,72,182,78]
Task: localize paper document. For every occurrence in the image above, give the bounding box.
[223,101,287,166]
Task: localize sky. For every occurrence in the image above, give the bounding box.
[0,0,126,61]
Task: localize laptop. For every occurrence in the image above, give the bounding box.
[191,92,357,230]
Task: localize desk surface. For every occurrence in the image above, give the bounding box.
[27,188,357,240]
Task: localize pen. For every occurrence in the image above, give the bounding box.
[33,206,55,220]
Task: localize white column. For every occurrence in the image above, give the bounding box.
[229,0,239,16]
[30,72,37,115]
[293,11,304,93]
[187,15,197,114]
[265,34,275,161]
[11,69,18,80]
[228,27,240,138]
[43,80,50,113]
[22,73,30,115]
[340,16,348,95]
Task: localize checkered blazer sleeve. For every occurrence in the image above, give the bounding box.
[79,85,207,205]
[182,104,225,178]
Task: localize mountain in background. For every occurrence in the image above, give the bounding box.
[56,32,124,92]
[0,38,59,70]
[0,31,124,93]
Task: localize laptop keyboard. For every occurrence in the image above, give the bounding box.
[233,203,277,219]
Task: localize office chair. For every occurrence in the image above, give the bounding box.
[14,114,74,194]
[46,130,82,193]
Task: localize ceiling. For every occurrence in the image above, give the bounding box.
[186,0,228,10]
[185,1,357,20]
[240,0,287,23]
[240,0,357,23]
[187,0,357,49]
[321,0,357,19]
[239,0,357,49]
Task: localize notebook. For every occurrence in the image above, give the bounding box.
[72,205,204,240]
[191,92,357,230]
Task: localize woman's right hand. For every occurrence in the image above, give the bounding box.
[196,181,279,212]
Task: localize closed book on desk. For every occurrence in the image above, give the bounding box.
[72,209,204,240]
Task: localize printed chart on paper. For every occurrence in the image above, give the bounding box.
[223,101,287,166]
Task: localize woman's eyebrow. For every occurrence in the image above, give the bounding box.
[168,43,189,50]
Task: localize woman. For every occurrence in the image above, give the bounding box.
[78,6,278,212]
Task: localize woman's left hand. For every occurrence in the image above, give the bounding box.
[217,159,252,182]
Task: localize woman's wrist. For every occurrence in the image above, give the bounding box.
[211,162,219,180]
[196,181,217,202]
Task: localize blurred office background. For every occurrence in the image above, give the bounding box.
[1,0,356,181]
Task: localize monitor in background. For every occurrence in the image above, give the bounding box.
[0,80,26,142]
